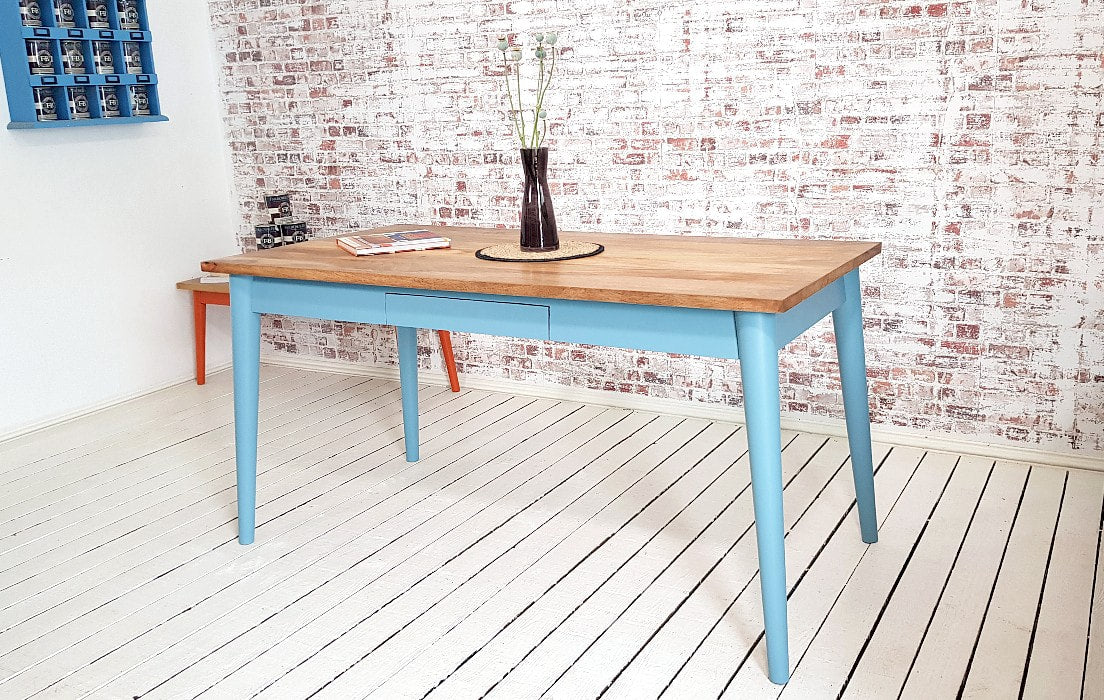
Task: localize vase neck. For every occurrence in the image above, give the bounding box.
[520,147,548,180]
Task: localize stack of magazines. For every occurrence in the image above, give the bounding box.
[336,230,451,256]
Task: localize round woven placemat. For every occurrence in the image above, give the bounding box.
[475,241,604,263]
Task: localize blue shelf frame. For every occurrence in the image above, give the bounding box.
[8,113,166,128]
[0,0,167,129]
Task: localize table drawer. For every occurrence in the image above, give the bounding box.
[385,293,550,339]
[549,299,739,359]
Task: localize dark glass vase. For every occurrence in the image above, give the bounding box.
[519,147,559,252]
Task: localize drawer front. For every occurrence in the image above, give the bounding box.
[385,293,550,340]
[549,300,739,359]
[250,278,387,324]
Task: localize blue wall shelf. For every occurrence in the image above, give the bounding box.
[0,0,167,129]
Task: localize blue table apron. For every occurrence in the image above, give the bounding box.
[227,269,878,685]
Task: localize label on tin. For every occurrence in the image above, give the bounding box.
[265,194,293,222]
[255,225,281,249]
[86,0,110,27]
[124,43,143,74]
[68,87,91,119]
[279,220,309,245]
[20,0,43,26]
[35,87,58,121]
[27,40,55,75]
[55,1,76,27]
[62,41,87,74]
[117,0,140,29]
[93,41,114,73]
[99,86,121,116]
[130,85,150,115]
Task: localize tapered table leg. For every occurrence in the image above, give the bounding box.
[230,276,260,545]
[735,311,790,685]
[832,269,879,543]
[397,326,420,462]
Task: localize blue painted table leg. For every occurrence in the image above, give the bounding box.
[735,311,790,685]
[230,276,261,545]
[832,270,879,544]
[397,326,420,462]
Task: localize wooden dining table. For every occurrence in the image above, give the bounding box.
[202,225,882,685]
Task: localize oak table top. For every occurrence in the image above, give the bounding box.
[201,225,881,313]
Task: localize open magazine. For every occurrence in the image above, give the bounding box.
[335,230,451,256]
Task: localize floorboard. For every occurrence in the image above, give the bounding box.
[896,460,1029,699]
[841,455,993,698]
[1021,469,1103,698]
[959,467,1067,699]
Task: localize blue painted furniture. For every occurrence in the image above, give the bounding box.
[203,227,882,685]
[0,0,166,128]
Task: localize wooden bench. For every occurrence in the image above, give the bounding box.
[177,278,460,391]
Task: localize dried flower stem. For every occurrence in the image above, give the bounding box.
[502,55,524,144]
[499,34,558,149]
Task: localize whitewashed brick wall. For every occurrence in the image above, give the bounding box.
[206,0,1103,454]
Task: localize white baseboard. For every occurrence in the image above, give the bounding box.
[0,362,234,444]
[265,354,1104,474]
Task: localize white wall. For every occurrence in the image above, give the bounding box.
[0,4,237,437]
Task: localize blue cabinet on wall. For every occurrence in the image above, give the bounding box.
[0,0,167,128]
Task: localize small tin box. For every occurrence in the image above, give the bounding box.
[26,40,56,75]
[20,0,43,26]
[68,87,92,119]
[93,41,115,74]
[117,0,140,29]
[85,0,110,28]
[34,87,58,121]
[98,85,121,117]
[130,85,150,115]
[279,220,309,245]
[54,0,77,27]
[62,41,87,74]
[123,43,143,74]
[255,225,281,250]
[265,194,293,222]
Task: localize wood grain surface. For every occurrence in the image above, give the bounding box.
[201,226,881,312]
[176,278,230,294]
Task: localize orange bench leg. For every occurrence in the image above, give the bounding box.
[193,293,207,385]
[437,330,460,392]
[190,290,228,387]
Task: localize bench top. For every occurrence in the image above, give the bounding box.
[177,278,229,294]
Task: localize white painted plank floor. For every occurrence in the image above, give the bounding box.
[0,366,1101,700]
